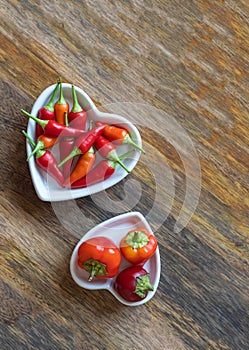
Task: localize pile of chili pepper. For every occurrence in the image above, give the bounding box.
[22,78,145,189]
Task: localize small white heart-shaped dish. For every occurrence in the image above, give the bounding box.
[70,212,161,306]
[26,84,143,202]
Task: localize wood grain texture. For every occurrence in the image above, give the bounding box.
[0,1,248,349]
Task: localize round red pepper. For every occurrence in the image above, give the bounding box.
[120,228,158,265]
[77,236,121,281]
[114,266,154,302]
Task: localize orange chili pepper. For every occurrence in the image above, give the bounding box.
[27,134,58,160]
[63,147,96,187]
[38,134,58,148]
[96,122,145,153]
[54,78,69,125]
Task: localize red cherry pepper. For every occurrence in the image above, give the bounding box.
[21,109,85,138]
[96,121,145,153]
[114,266,154,302]
[68,85,87,130]
[77,236,121,281]
[57,124,106,168]
[71,150,133,189]
[36,82,59,138]
[22,131,64,187]
[54,78,69,125]
[59,112,75,178]
[94,134,130,173]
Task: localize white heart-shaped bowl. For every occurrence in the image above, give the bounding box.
[70,211,161,306]
[26,83,143,202]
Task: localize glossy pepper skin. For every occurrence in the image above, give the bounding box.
[35,150,64,186]
[59,112,75,178]
[71,159,116,189]
[68,85,87,130]
[94,134,130,173]
[96,121,145,153]
[77,236,121,281]
[120,228,158,265]
[57,124,105,168]
[63,147,96,187]
[70,150,133,189]
[54,78,69,125]
[21,109,85,138]
[22,131,64,187]
[114,266,154,302]
[36,82,59,138]
[27,134,58,160]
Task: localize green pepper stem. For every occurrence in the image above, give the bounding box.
[21,109,47,129]
[64,112,69,126]
[135,274,154,298]
[119,149,135,160]
[45,82,59,111]
[108,149,130,173]
[56,79,67,105]
[116,159,130,173]
[125,230,149,248]
[57,146,82,168]
[22,130,35,148]
[22,131,45,159]
[27,140,44,160]
[111,150,135,170]
[124,134,146,154]
[83,258,107,282]
[71,85,83,113]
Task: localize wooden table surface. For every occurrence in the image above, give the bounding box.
[1,1,248,349]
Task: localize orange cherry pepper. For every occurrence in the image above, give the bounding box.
[63,147,96,187]
[120,228,158,265]
[54,78,69,125]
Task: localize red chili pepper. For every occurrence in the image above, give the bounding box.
[114,266,154,302]
[120,228,158,265]
[36,82,59,138]
[71,159,115,189]
[54,78,69,125]
[71,150,133,189]
[57,124,105,168]
[77,236,121,281]
[59,112,75,178]
[68,85,87,130]
[63,147,96,187]
[21,109,85,138]
[22,131,64,187]
[94,134,130,173]
[27,134,58,160]
[96,121,145,153]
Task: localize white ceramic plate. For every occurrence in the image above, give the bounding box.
[25,83,143,202]
[70,212,161,306]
